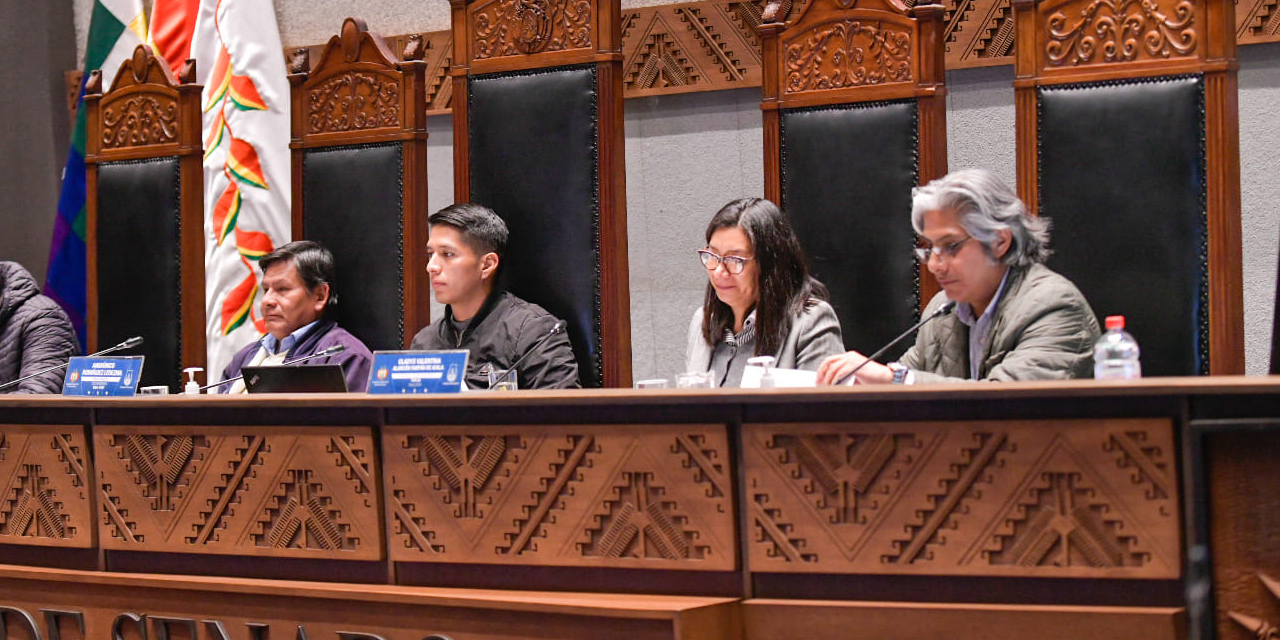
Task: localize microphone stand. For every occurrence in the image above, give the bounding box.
[0,336,144,392]
[489,320,567,389]
[834,301,957,386]
[199,344,347,392]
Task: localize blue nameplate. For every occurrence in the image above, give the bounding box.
[62,356,145,396]
[367,350,469,394]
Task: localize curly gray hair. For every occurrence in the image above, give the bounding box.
[910,169,1051,267]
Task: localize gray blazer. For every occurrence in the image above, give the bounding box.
[685,300,844,375]
[901,263,1100,383]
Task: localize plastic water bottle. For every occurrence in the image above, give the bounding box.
[1094,315,1141,379]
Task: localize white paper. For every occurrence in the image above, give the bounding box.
[740,365,818,388]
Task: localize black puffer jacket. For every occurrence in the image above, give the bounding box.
[0,262,80,393]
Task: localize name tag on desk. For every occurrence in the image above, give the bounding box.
[367,350,468,394]
[62,356,145,396]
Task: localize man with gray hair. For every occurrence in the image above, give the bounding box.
[817,169,1099,384]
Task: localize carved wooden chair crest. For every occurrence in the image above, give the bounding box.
[758,0,947,358]
[84,45,205,388]
[449,0,632,387]
[288,18,431,351]
[1013,0,1243,374]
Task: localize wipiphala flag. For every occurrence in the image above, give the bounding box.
[44,0,148,348]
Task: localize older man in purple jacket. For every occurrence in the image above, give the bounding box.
[217,241,372,393]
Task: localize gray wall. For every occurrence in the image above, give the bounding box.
[1,0,75,285]
[54,0,1280,379]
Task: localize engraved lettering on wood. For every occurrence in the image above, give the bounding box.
[307,72,401,134]
[102,95,180,148]
[472,0,593,59]
[783,19,913,93]
[1045,0,1196,66]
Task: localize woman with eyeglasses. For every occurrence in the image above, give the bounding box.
[685,197,844,387]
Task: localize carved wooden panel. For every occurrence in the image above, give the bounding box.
[945,0,1017,66]
[1239,0,1280,44]
[0,426,93,548]
[1204,428,1280,640]
[621,1,765,97]
[779,15,917,94]
[306,69,402,134]
[744,418,1180,578]
[94,426,382,559]
[1037,0,1198,69]
[469,0,596,60]
[414,31,455,113]
[382,424,736,570]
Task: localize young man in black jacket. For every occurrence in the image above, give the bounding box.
[410,204,579,389]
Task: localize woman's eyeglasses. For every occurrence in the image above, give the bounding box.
[697,249,753,274]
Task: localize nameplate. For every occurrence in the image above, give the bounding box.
[367,350,469,394]
[62,356,145,396]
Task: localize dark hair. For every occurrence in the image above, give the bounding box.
[429,203,509,260]
[259,240,337,310]
[700,198,828,355]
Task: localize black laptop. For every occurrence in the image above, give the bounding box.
[242,364,348,393]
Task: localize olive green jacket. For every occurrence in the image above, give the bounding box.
[900,263,1101,383]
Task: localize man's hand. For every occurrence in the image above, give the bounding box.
[816,351,894,385]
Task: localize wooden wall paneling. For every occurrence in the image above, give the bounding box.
[92,425,383,561]
[288,18,431,349]
[1196,421,1280,640]
[83,46,205,373]
[0,425,94,549]
[743,418,1181,578]
[381,424,737,582]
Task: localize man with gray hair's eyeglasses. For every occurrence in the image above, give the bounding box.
[816,169,1100,385]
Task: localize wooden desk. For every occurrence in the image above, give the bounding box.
[1,378,1278,640]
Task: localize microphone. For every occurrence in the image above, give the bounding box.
[834,300,957,386]
[200,344,347,392]
[489,319,567,389]
[0,336,145,392]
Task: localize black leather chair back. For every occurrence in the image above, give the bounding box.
[301,142,406,352]
[780,100,920,359]
[96,157,182,388]
[467,64,602,387]
[1038,75,1207,376]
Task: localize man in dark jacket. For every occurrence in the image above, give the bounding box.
[410,204,578,389]
[0,262,79,393]
[218,241,373,393]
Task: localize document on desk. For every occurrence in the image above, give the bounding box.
[740,365,817,388]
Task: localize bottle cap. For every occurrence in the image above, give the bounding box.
[1104,315,1125,330]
